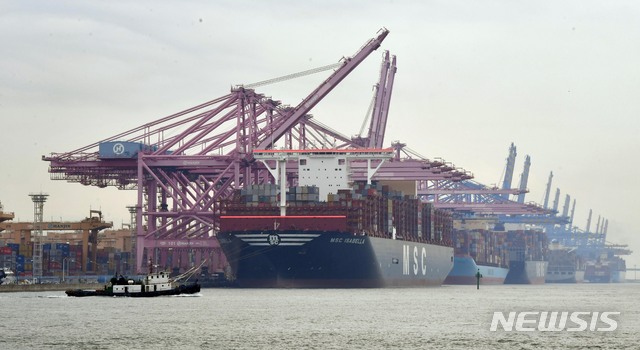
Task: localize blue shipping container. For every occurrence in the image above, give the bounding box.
[7,243,19,252]
[16,255,25,272]
[99,141,146,159]
[55,243,70,257]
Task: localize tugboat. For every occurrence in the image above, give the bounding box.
[66,263,201,297]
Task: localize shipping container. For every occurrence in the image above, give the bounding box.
[15,255,25,272]
[221,181,454,247]
[98,141,157,159]
[7,243,19,252]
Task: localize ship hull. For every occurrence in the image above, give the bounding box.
[611,270,626,283]
[444,256,508,285]
[545,269,585,283]
[504,260,548,284]
[65,284,201,297]
[218,231,454,288]
[585,264,612,283]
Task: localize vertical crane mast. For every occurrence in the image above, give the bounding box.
[600,218,608,246]
[561,194,571,217]
[501,143,517,200]
[543,171,553,209]
[378,54,396,147]
[552,188,561,213]
[368,50,390,148]
[370,54,396,148]
[570,199,576,228]
[586,209,593,233]
[256,28,390,150]
[516,155,530,203]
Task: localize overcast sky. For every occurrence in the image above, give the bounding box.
[1,1,639,268]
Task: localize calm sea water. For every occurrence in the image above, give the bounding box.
[1,283,638,349]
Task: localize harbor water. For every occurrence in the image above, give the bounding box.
[1,283,638,349]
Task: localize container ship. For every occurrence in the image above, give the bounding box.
[545,241,585,283]
[584,253,627,283]
[217,150,454,288]
[503,229,548,284]
[584,260,611,283]
[444,229,509,285]
[609,256,627,283]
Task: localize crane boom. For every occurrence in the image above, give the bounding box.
[516,155,530,203]
[374,54,396,148]
[543,171,553,209]
[561,194,570,217]
[256,28,389,150]
[368,51,390,147]
[501,143,517,200]
[552,188,560,213]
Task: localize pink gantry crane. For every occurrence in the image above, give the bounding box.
[43,28,536,274]
[45,28,423,273]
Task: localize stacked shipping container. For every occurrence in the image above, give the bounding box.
[0,242,113,277]
[452,229,508,268]
[506,230,548,262]
[222,181,453,247]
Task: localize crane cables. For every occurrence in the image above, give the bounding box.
[240,62,343,89]
[171,259,207,283]
[358,87,377,138]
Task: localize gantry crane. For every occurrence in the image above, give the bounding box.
[0,210,112,273]
[42,29,555,274]
[415,143,549,215]
[44,29,407,272]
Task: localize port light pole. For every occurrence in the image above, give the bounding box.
[62,257,73,283]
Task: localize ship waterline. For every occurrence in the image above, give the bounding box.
[219,231,454,288]
[444,255,509,285]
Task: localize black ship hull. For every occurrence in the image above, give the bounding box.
[504,260,548,284]
[218,231,454,288]
[65,284,200,297]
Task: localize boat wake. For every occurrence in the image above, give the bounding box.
[173,292,203,297]
[38,295,68,298]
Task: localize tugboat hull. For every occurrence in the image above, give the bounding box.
[66,284,200,297]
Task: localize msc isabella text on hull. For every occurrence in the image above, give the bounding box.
[217,149,454,288]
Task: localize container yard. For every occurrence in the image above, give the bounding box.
[0,28,632,288]
[4,4,640,350]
